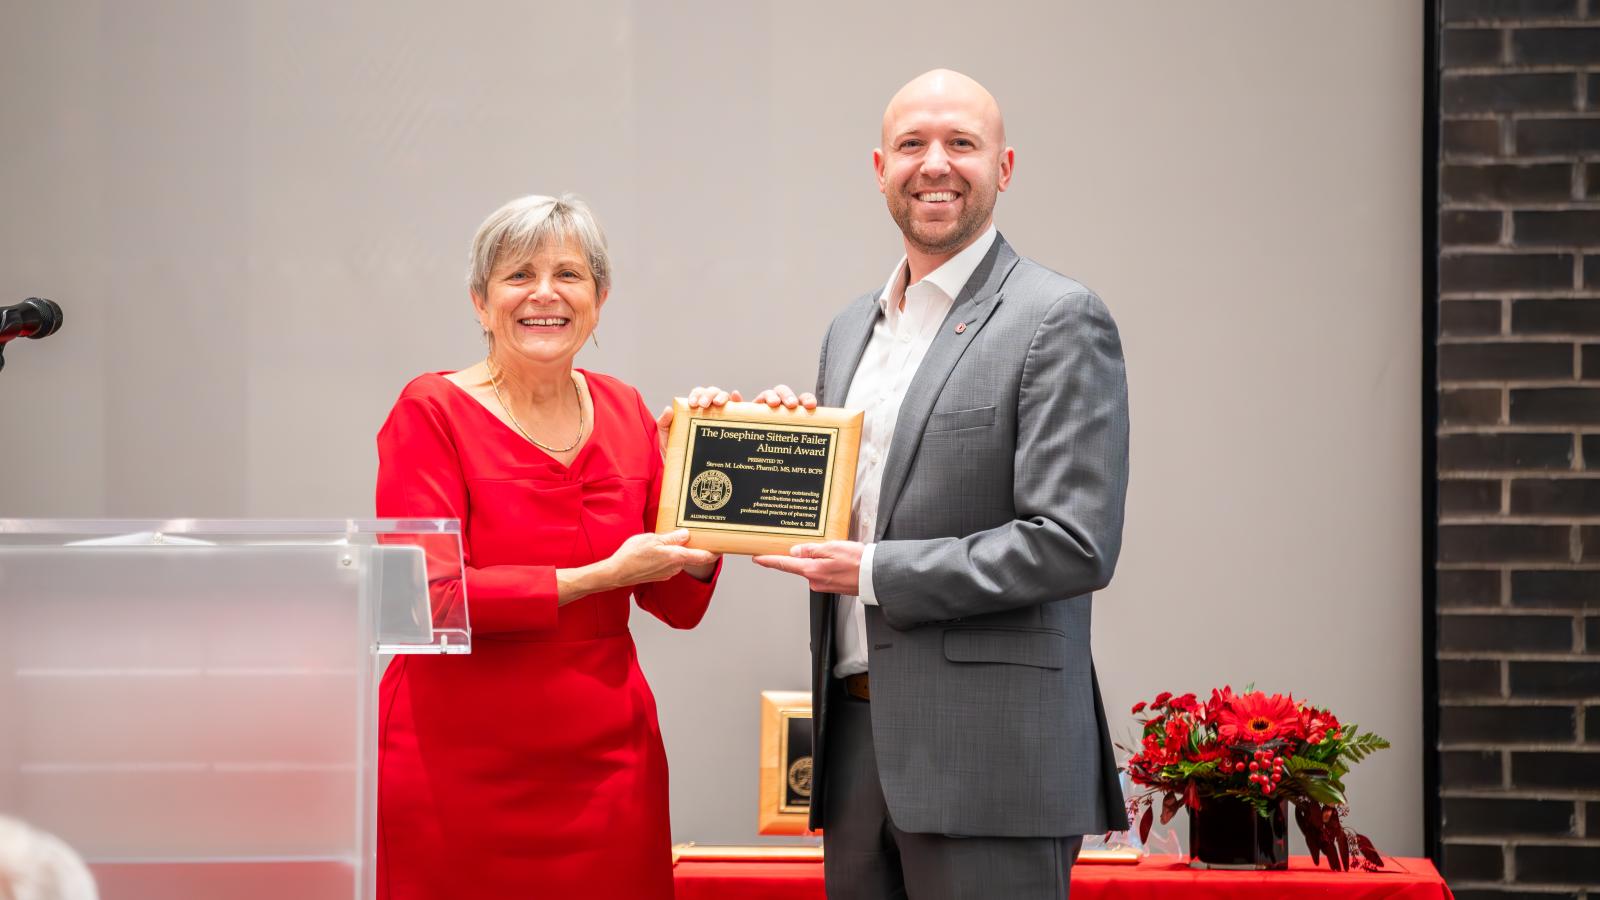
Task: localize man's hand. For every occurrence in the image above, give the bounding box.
[752,384,818,410]
[753,541,863,595]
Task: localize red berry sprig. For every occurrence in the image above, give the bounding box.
[1243,747,1286,794]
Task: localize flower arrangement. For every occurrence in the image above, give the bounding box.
[1121,686,1391,871]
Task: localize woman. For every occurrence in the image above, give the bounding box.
[375,194,720,899]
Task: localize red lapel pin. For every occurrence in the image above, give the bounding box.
[954,322,967,334]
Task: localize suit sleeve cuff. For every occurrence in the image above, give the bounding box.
[858,542,880,606]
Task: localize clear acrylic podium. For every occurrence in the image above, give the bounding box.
[0,519,470,900]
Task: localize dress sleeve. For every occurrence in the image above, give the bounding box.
[376,391,560,633]
[628,390,720,630]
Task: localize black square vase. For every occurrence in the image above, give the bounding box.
[1187,795,1289,870]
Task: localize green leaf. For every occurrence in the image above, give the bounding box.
[1169,760,1220,780]
[1301,742,1340,764]
[1308,781,1346,806]
[1290,773,1346,806]
[1337,730,1391,765]
[1286,755,1349,785]
[1284,757,1330,776]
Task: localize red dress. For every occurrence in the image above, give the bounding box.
[374,370,718,900]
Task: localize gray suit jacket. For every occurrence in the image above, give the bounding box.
[808,234,1130,838]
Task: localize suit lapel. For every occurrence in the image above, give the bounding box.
[822,293,880,406]
[873,235,1019,541]
[812,294,878,680]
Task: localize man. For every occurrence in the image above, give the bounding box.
[693,68,1128,899]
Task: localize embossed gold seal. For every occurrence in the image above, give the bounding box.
[787,756,812,799]
[689,469,733,511]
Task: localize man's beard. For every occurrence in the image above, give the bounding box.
[888,183,994,256]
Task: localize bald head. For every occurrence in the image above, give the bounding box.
[882,69,1005,149]
[874,69,1014,269]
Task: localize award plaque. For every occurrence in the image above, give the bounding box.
[657,400,863,556]
[758,690,815,835]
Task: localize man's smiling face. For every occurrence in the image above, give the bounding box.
[875,70,1013,258]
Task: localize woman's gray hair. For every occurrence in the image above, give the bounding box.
[467,194,611,299]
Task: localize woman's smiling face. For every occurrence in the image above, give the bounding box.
[474,237,606,369]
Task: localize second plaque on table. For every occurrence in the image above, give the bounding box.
[657,399,863,556]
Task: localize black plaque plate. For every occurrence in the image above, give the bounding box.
[677,420,835,534]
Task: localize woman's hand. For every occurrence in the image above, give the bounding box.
[752,384,817,410]
[687,385,743,410]
[557,530,719,604]
[604,529,717,587]
[656,385,744,456]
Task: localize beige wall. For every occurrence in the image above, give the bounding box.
[0,1,1423,853]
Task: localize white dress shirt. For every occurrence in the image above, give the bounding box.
[832,226,997,678]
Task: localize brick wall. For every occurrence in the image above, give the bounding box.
[1435,0,1600,895]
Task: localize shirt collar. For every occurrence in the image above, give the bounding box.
[877,225,998,314]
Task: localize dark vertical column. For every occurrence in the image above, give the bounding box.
[1425,0,1444,867]
[1434,0,1600,894]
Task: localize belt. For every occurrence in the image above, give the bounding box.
[842,672,870,702]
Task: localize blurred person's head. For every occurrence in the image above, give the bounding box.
[0,817,97,900]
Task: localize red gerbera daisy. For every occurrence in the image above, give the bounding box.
[1216,691,1299,744]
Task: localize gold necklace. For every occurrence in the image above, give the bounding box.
[488,362,585,454]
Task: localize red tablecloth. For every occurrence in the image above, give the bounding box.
[674,855,1453,900]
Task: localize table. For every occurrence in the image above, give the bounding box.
[674,855,1454,900]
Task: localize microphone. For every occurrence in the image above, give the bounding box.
[0,298,64,373]
[0,298,64,344]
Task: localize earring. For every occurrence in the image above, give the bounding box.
[590,328,600,350]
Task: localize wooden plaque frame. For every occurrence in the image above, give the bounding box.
[657,400,862,556]
[758,690,816,836]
